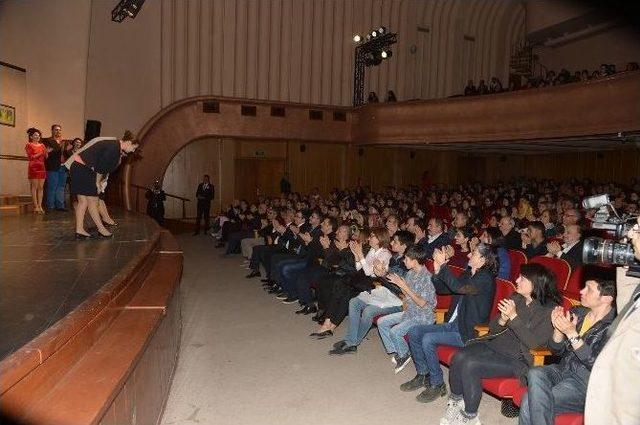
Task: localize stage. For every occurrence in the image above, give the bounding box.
[0,209,158,360]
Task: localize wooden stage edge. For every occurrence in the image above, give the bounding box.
[0,227,184,425]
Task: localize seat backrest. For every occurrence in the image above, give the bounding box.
[490,278,517,318]
[425,258,435,273]
[529,256,572,291]
[561,295,581,310]
[508,250,527,282]
[564,266,584,298]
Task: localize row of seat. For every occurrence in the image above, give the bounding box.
[372,259,584,424]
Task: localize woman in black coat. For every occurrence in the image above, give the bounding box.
[66,137,138,239]
[440,263,561,425]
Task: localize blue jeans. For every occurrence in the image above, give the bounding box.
[519,365,587,425]
[344,298,402,347]
[46,166,67,209]
[377,312,422,357]
[407,321,464,386]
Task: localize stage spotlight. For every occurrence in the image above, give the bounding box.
[381,50,392,59]
[379,26,386,34]
[111,0,146,23]
[353,34,362,43]
[371,30,378,37]
[365,34,372,41]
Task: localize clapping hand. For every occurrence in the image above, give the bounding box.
[349,241,364,258]
[291,225,300,235]
[521,231,531,246]
[469,236,480,251]
[443,245,455,260]
[551,306,578,337]
[497,298,517,321]
[335,239,349,251]
[372,259,386,277]
[547,240,562,255]
[433,247,449,269]
[320,235,331,249]
[387,273,408,291]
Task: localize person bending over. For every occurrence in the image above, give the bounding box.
[519,278,615,425]
[401,244,496,401]
[440,263,560,425]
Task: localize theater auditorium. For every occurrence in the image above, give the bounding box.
[1,1,639,425]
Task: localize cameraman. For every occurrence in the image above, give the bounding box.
[585,217,640,425]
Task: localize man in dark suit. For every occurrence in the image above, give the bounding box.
[194,175,215,235]
[423,217,451,259]
[546,224,584,269]
[499,216,522,251]
[521,221,549,259]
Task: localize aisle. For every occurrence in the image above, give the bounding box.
[161,235,515,425]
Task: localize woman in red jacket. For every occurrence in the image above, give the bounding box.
[24,127,47,214]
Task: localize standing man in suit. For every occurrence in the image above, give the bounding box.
[194,175,215,235]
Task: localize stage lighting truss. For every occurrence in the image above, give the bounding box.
[352,27,397,106]
[111,0,146,23]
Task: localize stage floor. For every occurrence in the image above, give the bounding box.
[0,209,159,360]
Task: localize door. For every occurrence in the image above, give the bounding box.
[234,158,286,201]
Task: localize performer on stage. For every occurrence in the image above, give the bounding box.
[24,127,47,214]
[65,134,138,239]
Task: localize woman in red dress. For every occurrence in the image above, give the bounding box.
[25,127,47,214]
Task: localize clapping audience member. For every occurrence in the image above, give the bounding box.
[329,230,414,355]
[424,218,450,259]
[519,278,615,425]
[521,221,548,259]
[377,245,436,373]
[402,244,496,401]
[498,216,522,250]
[479,228,511,280]
[546,224,583,269]
[441,263,560,425]
[43,124,73,211]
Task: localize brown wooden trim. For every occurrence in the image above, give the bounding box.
[0,154,28,161]
[0,61,26,73]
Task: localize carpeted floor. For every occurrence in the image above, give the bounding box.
[161,235,518,425]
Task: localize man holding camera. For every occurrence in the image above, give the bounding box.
[584,217,640,425]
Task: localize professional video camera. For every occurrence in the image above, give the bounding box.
[582,194,640,278]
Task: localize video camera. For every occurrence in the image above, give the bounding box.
[582,194,640,278]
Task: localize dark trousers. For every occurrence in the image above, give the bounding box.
[261,247,289,279]
[221,221,241,242]
[449,342,525,414]
[315,274,358,326]
[270,253,300,284]
[295,265,329,305]
[250,244,285,273]
[226,230,253,254]
[518,365,587,425]
[279,259,308,297]
[195,200,211,233]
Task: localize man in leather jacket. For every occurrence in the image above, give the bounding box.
[518,278,616,425]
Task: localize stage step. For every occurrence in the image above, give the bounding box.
[0,202,33,216]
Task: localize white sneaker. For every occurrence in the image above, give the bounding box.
[390,355,397,365]
[440,398,465,425]
[448,411,481,425]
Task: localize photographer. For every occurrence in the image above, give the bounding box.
[584,217,640,425]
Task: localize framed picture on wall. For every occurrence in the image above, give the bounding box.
[0,104,16,127]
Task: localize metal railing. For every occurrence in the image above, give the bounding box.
[128,183,191,219]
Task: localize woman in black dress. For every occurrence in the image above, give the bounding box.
[66,137,138,239]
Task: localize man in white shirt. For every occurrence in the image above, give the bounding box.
[546,224,583,269]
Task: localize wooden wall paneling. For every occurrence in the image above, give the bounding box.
[172,0,186,101]
[199,0,212,95]
[186,0,200,97]
[280,0,293,101]
[160,0,173,106]
[222,0,236,97]
[211,0,224,95]
[220,138,236,211]
[246,1,259,99]
[269,0,282,101]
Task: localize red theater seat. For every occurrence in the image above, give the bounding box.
[564,266,584,299]
[508,250,527,282]
[490,278,517,317]
[530,256,571,291]
[437,345,459,366]
[481,377,521,398]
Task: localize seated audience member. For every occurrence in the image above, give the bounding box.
[311,227,391,338]
[546,224,583,269]
[424,217,451,259]
[448,212,469,239]
[539,209,558,238]
[293,218,340,315]
[241,207,275,259]
[449,226,473,268]
[386,90,397,102]
[519,278,616,425]
[561,208,581,230]
[489,77,503,93]
[386,214,400,237]
[412,218,429,249]
[441,263,560,425]
[246,208,295,279]
[376,245,436,372]
[329,230,414,354]
[464,80,477,96]
[402,244,497,401]
[521,221,548,259]
[478,227,511,280]
[498,216,522,251]
[226,203,266,255]
[477,79,489,95]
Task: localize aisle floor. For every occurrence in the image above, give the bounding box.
[161,235,517,425]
